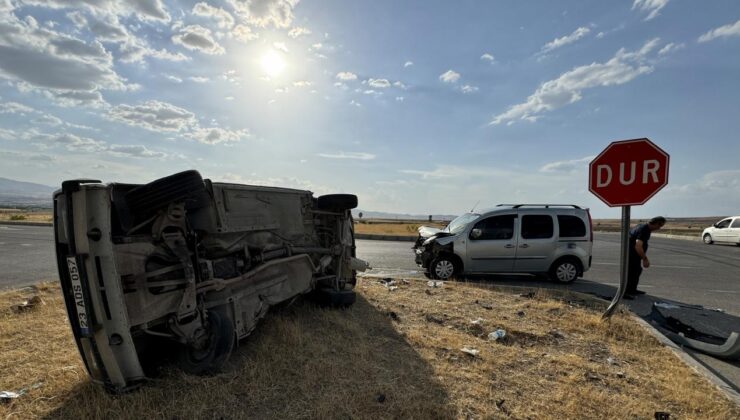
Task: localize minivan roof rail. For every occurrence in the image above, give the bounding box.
[496,204,583,209]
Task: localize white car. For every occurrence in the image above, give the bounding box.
[702,216,740,245]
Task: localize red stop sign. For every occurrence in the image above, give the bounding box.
[589,138,669,207]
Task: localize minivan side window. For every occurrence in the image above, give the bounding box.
[557,215,586,237]
[730,219,740,228]
[521,215,554,239]
[470,214,516,240]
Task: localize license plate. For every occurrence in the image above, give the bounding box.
[66,257,90,335]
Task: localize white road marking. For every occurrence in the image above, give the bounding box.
[707,290,740,294]
[20,243,32,247]
[593,262,697,269]
[0,226,21,230]
[602,283,654,288]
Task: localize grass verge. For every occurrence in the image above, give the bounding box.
[1,280,737,419]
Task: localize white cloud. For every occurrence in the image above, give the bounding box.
[288,26,311,38]
[22,0,171,23]
[1,101,95,130]
[193,2,235,29]
[107,100,197,132]
[317,151,375,160]
[439,70,460,83]
[228,0,300,28]
[28,131,107,152]
[108,144,167,158]
[292,80,312,87]
[172,25,225,55]
[491,38,662,125]
[188,76,210,83]
[188,127,248,144]
[336,71,357,81]
[0,13,127,105]
[539,156,595,173]
[632,0,669,21]
[367,78,391,88]
[403,61,414,67]
[540,27,590,53]
[395,96,404,102]
[164,74,183,83]
[231,24,259,42]
[460,84,479,94]
[107,100,247,145]
[0,102,34,114]
[658,42,684,55]
[480,53,494,62]
[273,42,288,52]
[698,19,740,43]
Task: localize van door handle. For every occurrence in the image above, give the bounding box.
[519,244,529,248]
[504,244,514,248]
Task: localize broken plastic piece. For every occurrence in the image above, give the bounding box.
[10,295,43,314]
[488,329,506,341]
[427,280,444,288]
[461,347,479,357]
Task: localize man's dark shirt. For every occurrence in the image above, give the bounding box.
[629,223,651,258]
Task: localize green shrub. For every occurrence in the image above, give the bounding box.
[9,214,26,221]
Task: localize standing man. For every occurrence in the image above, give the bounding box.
[624,216,666,299]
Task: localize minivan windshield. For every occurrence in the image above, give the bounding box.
[446,213,480,234]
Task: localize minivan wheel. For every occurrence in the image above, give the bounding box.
[549,259,580,283]
[176,310,235,375]
[703,234,713,244]
[431,257,457,280]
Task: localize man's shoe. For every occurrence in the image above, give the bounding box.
[633,290,647,295]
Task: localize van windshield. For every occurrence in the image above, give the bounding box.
[446,213,480,234]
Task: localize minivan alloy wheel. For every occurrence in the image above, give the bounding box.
[433,259,455,280]
[703,234,713,244]
[555,262,578,282]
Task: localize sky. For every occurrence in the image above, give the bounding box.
[0,0,739,218]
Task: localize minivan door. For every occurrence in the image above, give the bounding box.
[464,213,518,273]
[513,214,556,273]
[730,218,740,243]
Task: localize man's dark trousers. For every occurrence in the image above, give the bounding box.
[626,253,642,294]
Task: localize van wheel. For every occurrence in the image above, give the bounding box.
[431,257,457,280]
[176,310,234,375]
[549,258,580,283]
[125,170,206,223]
[703,234,713,244]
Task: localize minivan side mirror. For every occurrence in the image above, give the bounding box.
[470,228,482,239]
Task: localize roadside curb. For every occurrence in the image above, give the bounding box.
[630,315,740,406]
[355,233,415,242]
[0,221,52,227]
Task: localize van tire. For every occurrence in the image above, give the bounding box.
[431,256,458,280]
[317,194,358,211]
[176,310,235,375]
[549,258,581,283]
[125,170,206,222]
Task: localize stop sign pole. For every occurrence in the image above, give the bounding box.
[588,138,669,319]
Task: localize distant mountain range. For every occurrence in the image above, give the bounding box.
[0,177,56,208]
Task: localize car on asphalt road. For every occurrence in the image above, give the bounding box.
[414,204,593,282]
[53,170,368,392]
[702,216,740,245]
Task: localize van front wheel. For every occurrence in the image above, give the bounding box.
[431,257,457,280]
[549,259,580,283]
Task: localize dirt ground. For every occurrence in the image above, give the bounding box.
[1,280,737,419]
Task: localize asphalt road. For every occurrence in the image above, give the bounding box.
[0,224,57,288]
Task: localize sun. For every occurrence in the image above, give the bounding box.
[260,50,286,77]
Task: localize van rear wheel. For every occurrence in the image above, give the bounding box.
[549,259,580,283]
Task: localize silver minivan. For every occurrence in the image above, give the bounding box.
[414,204,593,282]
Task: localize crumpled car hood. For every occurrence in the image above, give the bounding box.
[418,225,445,238]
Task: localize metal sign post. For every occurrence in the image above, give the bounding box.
[602,206,630,319]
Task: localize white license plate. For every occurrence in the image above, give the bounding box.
[66,257,90,335]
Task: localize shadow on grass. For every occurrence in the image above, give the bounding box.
[44,295,454,419]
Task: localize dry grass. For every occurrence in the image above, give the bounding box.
[0,210,52,223]
[354,220,446,237]
[1,280,738,419]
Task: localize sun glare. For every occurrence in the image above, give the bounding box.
[260,50,286,77]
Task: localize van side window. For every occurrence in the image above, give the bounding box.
[471,214,516,240]
[717,219,731,229]
[557,215,586,237]
[521,215,553,239]
[732,219,740,228]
